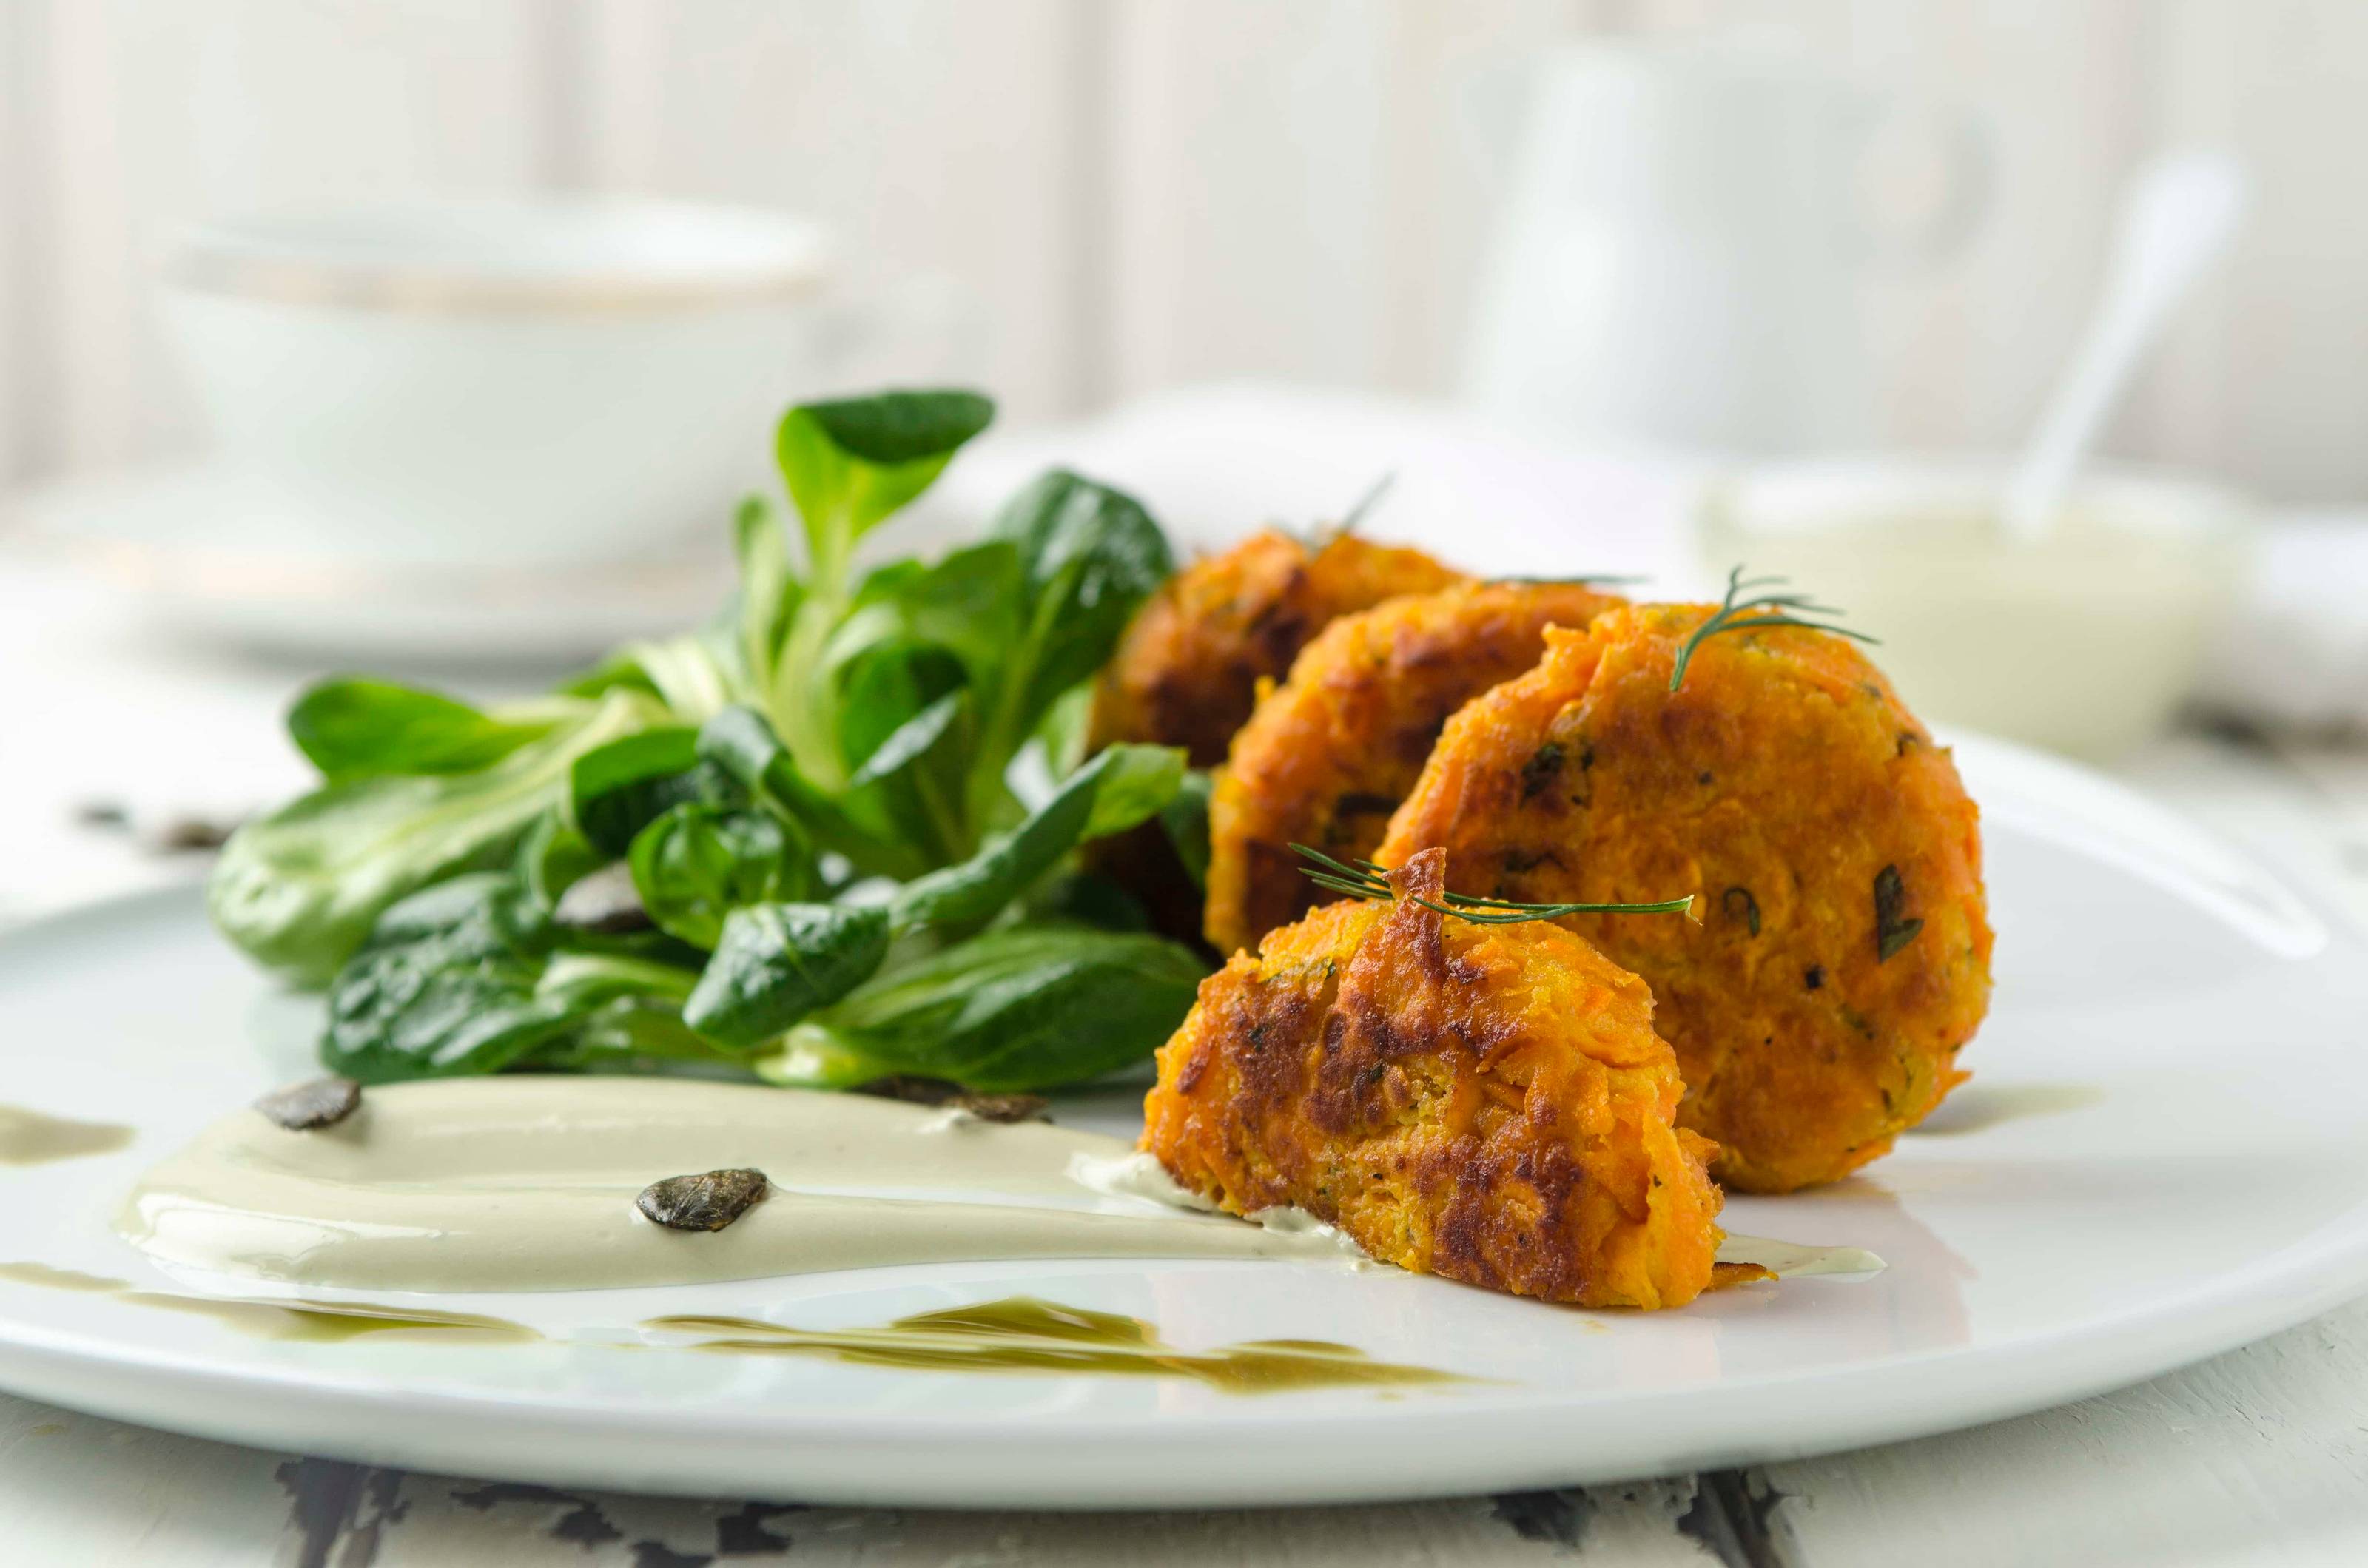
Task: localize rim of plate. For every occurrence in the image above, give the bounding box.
[1,1195,2367,1506]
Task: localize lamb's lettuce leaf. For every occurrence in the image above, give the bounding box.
[209,691,659,986]
[206,386,1202,1095]
[758,925,1204,1092]
[287,679,569,785]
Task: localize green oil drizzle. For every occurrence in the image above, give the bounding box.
[0,1266,1452,1387]
[0,1106,133,1166]
[645,1295,1467,1395]
[0,1260,534,1343]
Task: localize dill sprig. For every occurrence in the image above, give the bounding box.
[1669,565,1879,692]
[1336,471,1397,535]
[1296,471,1398,549]
[1293,845,1694,926]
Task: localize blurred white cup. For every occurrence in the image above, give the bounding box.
[160,197,949,568]
[1462,38,1990,455]
[1698,457,2251,760]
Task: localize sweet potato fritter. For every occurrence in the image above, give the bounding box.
[1141,849,1730,1309]
[1086,530,1463,941]
[1204,580,1625,955]
[1376,605,1993,1194]
[1089,528,1465,767]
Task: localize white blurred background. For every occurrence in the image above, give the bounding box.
[2,0,2365,499]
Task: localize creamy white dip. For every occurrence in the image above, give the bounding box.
[117,1078,1357,1293]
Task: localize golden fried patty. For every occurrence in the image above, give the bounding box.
[1086,529,1463,943]
[1089,529,1464,767]
[1376,605,1992,1194]
[1141,849,1730,1309]
[1204,580,1625,955]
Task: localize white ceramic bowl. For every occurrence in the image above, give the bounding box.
[1698,457,2253,760]
[160,198,838,567]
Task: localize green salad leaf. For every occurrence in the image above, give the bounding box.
[559,627,742,721]
[765,390,996,782]
[321,874,716,1083]
[516,808,604,909]
[1161,768,1216,891]
[891,743,1180,934]
[697,704,923,880]
[758,926,1205,1092]
[288,679,568,784]
[528,953,721,1071]
[783,389,995,549]
[209,691,659,986]
[629,804,810,949]
[210,385,1209,1094]
[979,469,1172,781]
[682,741,1186,1050]
[320,874,575,1082]
[682,901,895,1049]
[733,494,801,696]
[566,726,720,856]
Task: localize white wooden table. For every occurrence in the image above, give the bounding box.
[6,561,2368,1567]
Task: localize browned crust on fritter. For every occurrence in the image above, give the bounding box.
[1088,529,1465,767]
[1084,529,1463,943]
[1141,849,1726,1309]
[1205,580,1625,954]
[1375,605,1993,1194]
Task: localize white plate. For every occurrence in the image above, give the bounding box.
[0,736,2361,1510]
